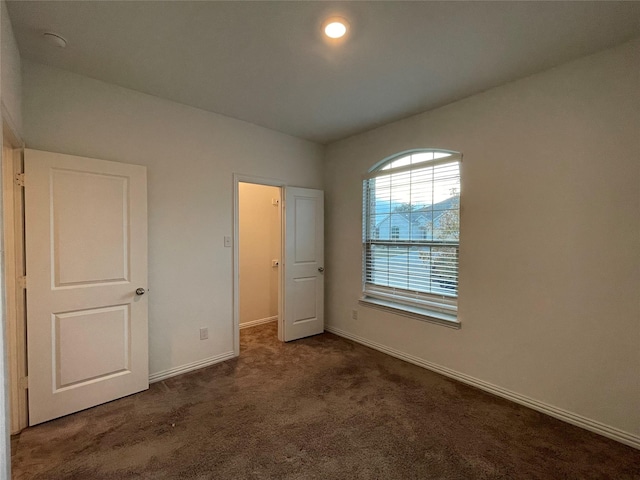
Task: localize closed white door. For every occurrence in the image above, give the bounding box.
[25,149,148,425]
[283,187,324,341]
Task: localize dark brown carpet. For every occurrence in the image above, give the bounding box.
[10,322,640,479]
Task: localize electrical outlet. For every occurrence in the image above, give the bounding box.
[351,309,358,320]
[199,327,208,340]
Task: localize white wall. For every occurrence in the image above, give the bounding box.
[22,60,323,378]
[324,39,640,442]
[239,183,280,325]
[0,1,20,477]
[1,0,21,133]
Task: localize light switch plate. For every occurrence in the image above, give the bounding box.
[224,236,232,247]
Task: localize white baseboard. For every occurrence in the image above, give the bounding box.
[325,325,640,450]
[149,351,236,384]
[240,316,277,329]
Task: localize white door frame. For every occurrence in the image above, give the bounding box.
[1,122,26,435]
[232,174,285,356]
[1,103,25,480]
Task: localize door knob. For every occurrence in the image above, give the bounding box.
[318,267,325,273]
[135,288,146,295]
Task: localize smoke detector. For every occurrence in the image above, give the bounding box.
[43,32,67,48]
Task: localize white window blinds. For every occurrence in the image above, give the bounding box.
[362,150,461,316]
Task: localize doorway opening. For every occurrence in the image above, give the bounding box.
[237,182,282,350]
[233,175,325,355]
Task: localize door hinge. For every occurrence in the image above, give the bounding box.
[14,173,25,187]
[17,276,26,289]
[19,376,28,389]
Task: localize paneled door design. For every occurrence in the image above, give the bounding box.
[25,149,148,425]
[283,187,324,341]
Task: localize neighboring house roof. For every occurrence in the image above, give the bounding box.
[375,196,459,229]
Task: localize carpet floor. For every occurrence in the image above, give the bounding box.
[10,322,640,479]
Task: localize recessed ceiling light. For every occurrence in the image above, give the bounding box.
[43,32,67,48]
[323,17,349,39]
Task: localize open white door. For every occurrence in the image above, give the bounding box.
[283,187,324,342]
[25,149,148,425]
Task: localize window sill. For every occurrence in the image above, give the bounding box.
[359,297,461,329]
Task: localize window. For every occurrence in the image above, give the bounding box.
[362,149,461,326]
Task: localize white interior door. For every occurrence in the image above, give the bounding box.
[25,149,148,425]
[283,187,324,342]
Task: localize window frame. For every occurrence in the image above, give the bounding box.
[360,149,462,328]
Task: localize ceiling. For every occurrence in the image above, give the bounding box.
[7,1,640,144]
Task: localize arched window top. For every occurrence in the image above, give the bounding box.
[369,149,461,175]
